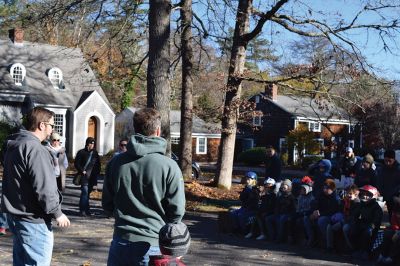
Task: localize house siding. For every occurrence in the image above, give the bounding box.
[192,137,220,162]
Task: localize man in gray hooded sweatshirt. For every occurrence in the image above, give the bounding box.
[102,108,185,266]
[1,107,70,266]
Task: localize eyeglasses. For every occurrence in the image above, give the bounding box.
[43,122,55,129]
[52,139,60,142]
[120,143,127,147]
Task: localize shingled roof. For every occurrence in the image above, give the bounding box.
[0,39,110,110]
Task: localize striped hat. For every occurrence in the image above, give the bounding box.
[159,222,191,257]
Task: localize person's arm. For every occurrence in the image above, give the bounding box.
[74,150,84,173]
[102,159,115,216]
[28,146,62,219]
[62,149,68,170]
[372,203,384,230]
[163,165,186,223]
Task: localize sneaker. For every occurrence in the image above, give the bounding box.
[256,234,266,240]
[244,232,253,239]
[377,254,384,263]
[79,212,87,217]
[0,227,6,235]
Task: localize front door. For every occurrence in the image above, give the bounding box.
[88,116,97,142]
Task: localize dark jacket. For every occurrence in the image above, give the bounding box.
[342,198,360,223]
[258,191,276,216]
[240,186,259,212]
[339,155,362,177]
[74,147,101,186]
[355,167,377,188]
[1,129,62,223]
[352,199,383,230]
[312,159,332,197]
[265,154,282,181]
[296,185,314,215]
[102,134,185,246]
[274,192,296,215]
[378,161,400,202]
[311,191,341,217]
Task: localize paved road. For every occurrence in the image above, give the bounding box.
[0,176,374,266]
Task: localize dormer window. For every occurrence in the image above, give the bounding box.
[10,63,26,86]
[48,67,63,89]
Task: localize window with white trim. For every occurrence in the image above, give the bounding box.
[308,121,321,132]
[253,115,262,126]
[48,67,63,89]
[196,137,207,154]
[53,114,64,135]
[10,63,26,86]
[171,136,180,144]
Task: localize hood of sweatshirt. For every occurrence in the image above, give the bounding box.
[126,134,167,157]
[4,129,40,152]
[319,159,332,174]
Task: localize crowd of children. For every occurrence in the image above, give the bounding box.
[229,159,400,265]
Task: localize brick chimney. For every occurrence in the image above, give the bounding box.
[9,28,24,46]
[265,84,278,101]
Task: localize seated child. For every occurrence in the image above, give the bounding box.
[265,179,296,242]
[377,192,400,264]
[149,222,190,266]
[326,184,360,251]
[246,177,276,240]
[305,179,340,247]
[288,176,314,244]
[230,171,260,235]
[349,185,383,260]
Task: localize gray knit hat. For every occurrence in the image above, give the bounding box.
[159,222,191,257]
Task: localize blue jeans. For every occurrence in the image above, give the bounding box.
[229,208,255,233]
[107,236,161,266]
[79,184,93,213]
[7,215,53,266]
[0,212,7,228]
[265,214,290,241]
[317,216,331,240]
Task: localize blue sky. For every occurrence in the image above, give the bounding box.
[193,0,400,80]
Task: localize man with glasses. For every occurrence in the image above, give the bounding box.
[1,106,70,265]
[113,138,128,157]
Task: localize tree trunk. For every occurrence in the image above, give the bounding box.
[147,0,172,155]
[215,0,252,190]
[179,0,194,180]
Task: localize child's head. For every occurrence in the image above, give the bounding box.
[346,184,359,200]
[159,222,191,257]
[245,171,257,186]
[264,177,276,191]
[318,159,332,173]
[300,184,312,196]
[280,179,292,194]
[323,179,336,195]
[358,185,378,203]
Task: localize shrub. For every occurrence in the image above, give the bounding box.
[0,121,18,151]
[301,155,324,169]
[237,147,266,166]
[280,152,288,166]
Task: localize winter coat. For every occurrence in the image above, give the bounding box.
[265,154,282,181]
[342,197,360,223]
[102,134,185,246]
[354,167,377,188]
[240,186,260,212]
[312,159,332,197]
[74,147,100,186]
[352,199,383,230]
[1,129,62,223]
[258,191,276,216]
[274,192,296,215]
[378,161,400,202]
[296,185,314,215]
[339,155,362,177]
[311,191,341,217]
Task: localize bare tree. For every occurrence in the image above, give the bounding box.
[147,0,172,155]
[179,0,194,179]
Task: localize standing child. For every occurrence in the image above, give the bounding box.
[312,159,332,197]
[230,171,260,235]
[149,222,190,266]
[349,185,383,260]
[266,179,296,242]
[247,177,277,240]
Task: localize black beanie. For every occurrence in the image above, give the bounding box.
[159,222,191,257]
[384,150,396,159]
[85,137,95,146]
